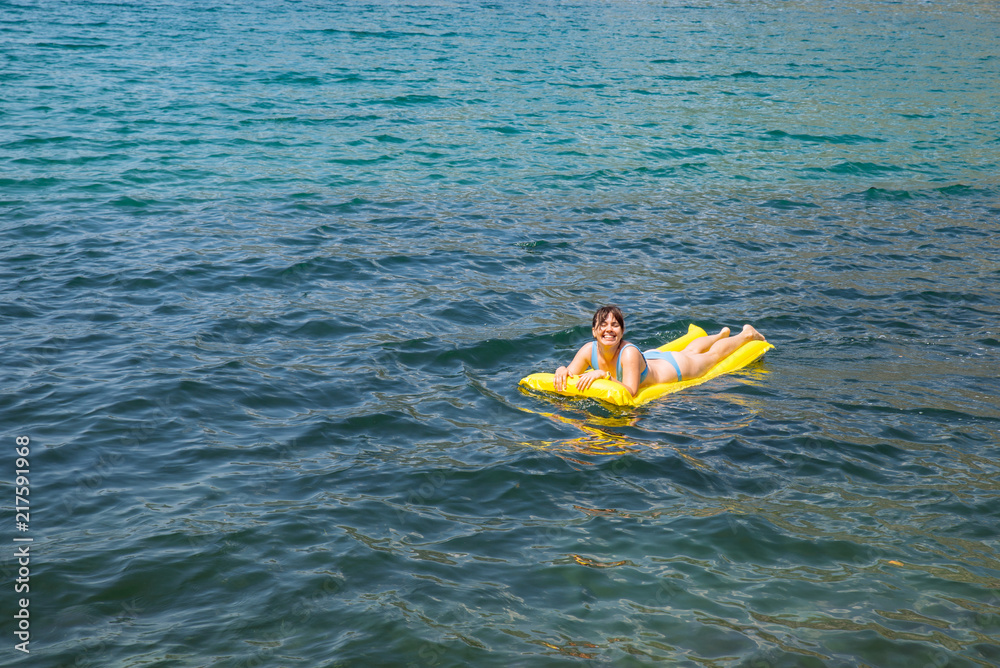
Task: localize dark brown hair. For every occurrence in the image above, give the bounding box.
[592,305,625,331]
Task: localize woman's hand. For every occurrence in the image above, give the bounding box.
[554,366,608,391]
[554,366,570,391]
[574,369,609,390]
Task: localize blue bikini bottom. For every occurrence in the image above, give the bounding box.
[644,349,683,382]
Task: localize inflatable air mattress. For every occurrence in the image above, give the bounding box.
[519,324,773,407]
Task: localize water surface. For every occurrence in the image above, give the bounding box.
[3,0,1000,666]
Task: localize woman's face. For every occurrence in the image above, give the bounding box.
[592,312,624,348]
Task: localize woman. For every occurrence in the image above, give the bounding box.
[554,305,767,398]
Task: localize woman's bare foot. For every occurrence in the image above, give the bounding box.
[741,324,766,342]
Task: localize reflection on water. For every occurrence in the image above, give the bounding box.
[517,404,644,458]
[518,368,772,460]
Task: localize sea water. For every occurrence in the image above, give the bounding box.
[3,0,1000,666]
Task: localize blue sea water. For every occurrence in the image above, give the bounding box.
[3,0,1000,666]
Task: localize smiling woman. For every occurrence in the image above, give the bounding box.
[554,305,768,399]
[520,322,774,407]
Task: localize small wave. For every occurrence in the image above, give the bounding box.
[2,135,76,149]
[374,93,446,107]
[658,74,703,83]
[552,82,608,90]
[332,73,366,84]
[812,162,905,176]
[32,41,109,50]
[257,72,326,86]
[841,184,994,201]
[481,125,524,135]
[11,153,129,167]
[327,155,396,166]
[0,176,61,189]
[315,28,443,40]
[643,147,724,159]
[759,199,820,209]
[763,130,885,144]
[846,187,917,202]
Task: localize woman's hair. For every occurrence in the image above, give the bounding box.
[592,305,625,331]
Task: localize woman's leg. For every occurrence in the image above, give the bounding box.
[682,327,730,354]
[682,325,765,379]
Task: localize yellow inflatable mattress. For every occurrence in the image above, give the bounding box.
[519,324,773,407]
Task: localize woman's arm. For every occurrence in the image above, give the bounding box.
[576,347,641,396]
[554,343,597,391]
[614,345,644,397]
